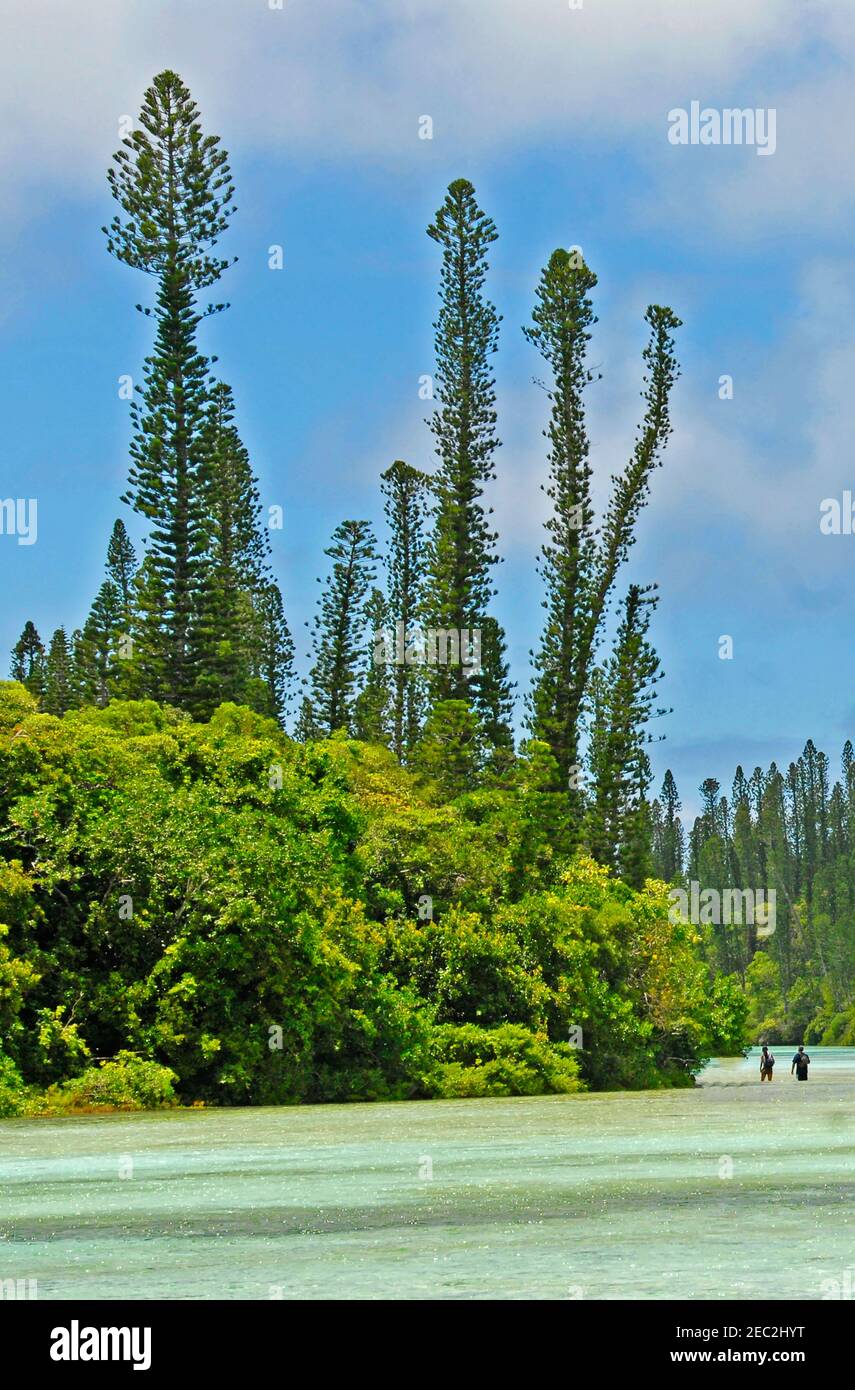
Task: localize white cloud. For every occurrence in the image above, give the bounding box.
[0,0,824,230]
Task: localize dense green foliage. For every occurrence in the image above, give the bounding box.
[45,1053,179,1114]
[0,684,744,1111]
[428,1024,583,1098]
[2,74,752,1118]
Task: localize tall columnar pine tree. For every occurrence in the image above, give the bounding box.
[301,520,377,737]
[43,628,75,716]
[354,588,392,745]
[425,180,514,756]
[10,621,46,699]
[246,583,296,725]
[70,630,88,702]
[586,583,668,887]
[731,764,762,954]
[74,522,137,706]
[689,775,747,976]
[105,70,236,711]
[106,519,137,626]
[68,523,137,707]
[843,739,855,830]
[195,381,259,711]
[794,739,830,903]
[122,555,170,700]
[692,779,729,897]
[652,768,685,882]
[79,581,122,706]
[524,248,597,802]
[525,247,681,827]
[380,460,432,761]
[193,381,293,718]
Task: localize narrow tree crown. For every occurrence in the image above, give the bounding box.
[104,69,236,291]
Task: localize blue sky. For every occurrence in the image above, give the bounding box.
[3,0,855,819]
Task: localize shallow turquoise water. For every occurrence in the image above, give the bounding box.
[2,1047,854,1300]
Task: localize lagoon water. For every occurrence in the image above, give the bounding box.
[2,1046,854,1300]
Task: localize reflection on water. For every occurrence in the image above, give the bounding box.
[1,1048,854,1301]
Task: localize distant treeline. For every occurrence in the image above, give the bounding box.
[650,742,855,1045]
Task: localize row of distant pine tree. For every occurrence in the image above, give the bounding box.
[649,743,855,1040]
[10,70,683,868]
[650,743,855,997]
[11,506,289,721]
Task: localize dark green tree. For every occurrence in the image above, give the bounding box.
[354,588,392,745]
[193,382,290,716]
[380,460,431,761]
[524,248,598,803]
[424,179,514,752]
[473,614,516,781]
[104,70,236,710]
[10,622,46,699]
[120,555,169,700]
[525,247,681,832]
[79,581,123,706]
[586,584,668,886]
[304,521,377,736]
[69,629,88,705]
[653,769,685,882]
[43,628,75,716]
[413,699,483,798]
[106,519,137,624]
[246,582,295,725]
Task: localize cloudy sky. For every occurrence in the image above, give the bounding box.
[2,0,855,817]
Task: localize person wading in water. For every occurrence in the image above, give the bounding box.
[760,1044,775,1081]
[791,1045,811,1081]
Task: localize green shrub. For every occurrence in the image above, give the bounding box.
[0,684,740,1104]
[0,1052,28,1118]
[425,1023,584,1098]
[700,974,749,1055]
[819,1008,855,1046]
[47,1052,178,1113]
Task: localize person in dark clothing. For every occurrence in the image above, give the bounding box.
[760,1044,775,1081]
[791,1045,811,1080]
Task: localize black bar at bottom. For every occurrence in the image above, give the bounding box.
[2,1299,848,1376]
